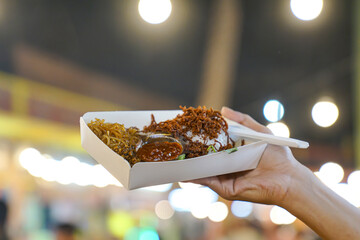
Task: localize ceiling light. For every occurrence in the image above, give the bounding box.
[266,122,290,137]
[138,0,172,24]
[263,99,285,122]
[312,101,339,127]
[290,0,323,21]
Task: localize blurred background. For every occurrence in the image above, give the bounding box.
[0,0,359,239]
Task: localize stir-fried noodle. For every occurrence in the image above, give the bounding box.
[87,118,141,165]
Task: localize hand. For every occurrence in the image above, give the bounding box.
[191,107,303,206]
[193,107,360,239]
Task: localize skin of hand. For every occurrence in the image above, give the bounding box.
[191,106,301,206]
[191,106,360,240]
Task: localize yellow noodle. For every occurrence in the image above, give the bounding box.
[87,118,141,165]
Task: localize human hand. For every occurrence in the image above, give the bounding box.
[191,107,304,206]
[192,107,360,240]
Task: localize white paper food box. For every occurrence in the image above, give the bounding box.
[80,110,267,190]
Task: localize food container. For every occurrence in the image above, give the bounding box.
[80,110,268,190]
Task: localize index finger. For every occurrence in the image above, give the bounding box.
[221,106,272,134]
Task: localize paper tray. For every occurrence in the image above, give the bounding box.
[80,110,267,190]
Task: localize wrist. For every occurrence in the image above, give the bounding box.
[277,161,360,239]
[277,160,314,209]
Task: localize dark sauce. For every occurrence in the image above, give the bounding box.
[137,141,183,162]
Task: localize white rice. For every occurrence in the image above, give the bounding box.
[186,130,228,150]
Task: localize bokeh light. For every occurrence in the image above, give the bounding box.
[231,201,253,218]
[290,0,323,21]
[155,200,174,220]
[142,183,173,192]
[107,211,135,238]
[311,101,339,127]
[138,0,172,24]
[263,100,285,122]
[270,206,296,225]
[266,122,290,137]
[92,164,112,188]
[125,227,159,240]
[168,187,218,212]
[190,204,209,219]
[57,156,81,185]
[178,182,202,190]
[208,202,228,222]
[346,171,360,207]
[331,183,360,207]
[318,162,344,185]
[19,148,42,170]
[139,229,160,240]
[18,148,122,187]
[40,159,60,182]
[347,170,360,187]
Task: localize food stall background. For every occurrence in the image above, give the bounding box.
[0,0,358,239]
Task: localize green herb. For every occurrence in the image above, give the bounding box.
[207,145,217,153]
[177,154,186,160]
[225,147,238,154]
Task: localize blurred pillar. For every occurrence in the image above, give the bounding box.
[196,0,242,110]
[355,0,360,168]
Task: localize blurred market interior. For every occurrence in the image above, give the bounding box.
[0,0,360,239]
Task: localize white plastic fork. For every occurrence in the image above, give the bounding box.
[226,119,309,149]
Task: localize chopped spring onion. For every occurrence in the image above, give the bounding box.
[207,145,217,153]
[177,154,186,160]
[225,147,238,154]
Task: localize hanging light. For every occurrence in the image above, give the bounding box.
[263,99,285,122]
[290,0,323,21]
[138,0,172,24]
[312,100,339,127]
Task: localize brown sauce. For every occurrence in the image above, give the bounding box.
[137,141,183,162]
[143,106,234,158]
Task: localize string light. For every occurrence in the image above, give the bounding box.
[208,202,228,222]
[263,100,285,122]
[138,0,172,24]
[155,200,174,220]
[270,206,296,225]
[18,148,122,187]
[312,101,339,127]
[266,122,290,137]
[318,162,344,185]
[290,0,323,21]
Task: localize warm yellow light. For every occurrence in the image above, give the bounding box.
[290,0,323,21]
[107,211,135,238]
[155,200,174,220]
[348,171,360,187]
[319,162,344,185]
[18,148,122,188]
[208,202,228,222]
[266,122,290,138]
[178,182,202,190]
[190,205,209,219]
[312,101,339,127]
[270,206,296,225]
[19,148,41,170]
[138,0,172,24]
